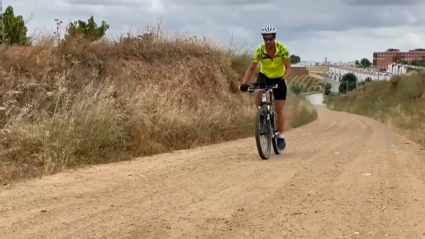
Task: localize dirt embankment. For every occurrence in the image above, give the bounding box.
[0,35,318,184]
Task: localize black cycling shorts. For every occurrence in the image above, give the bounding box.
[256,72,287,101]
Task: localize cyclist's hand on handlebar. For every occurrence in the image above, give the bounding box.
[239,83,249,92]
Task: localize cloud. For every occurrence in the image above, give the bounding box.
[69,0,142,6]
[289,26,425,62]
[167,0,274,5]
[4,0,425,62]
[151,0,165,14]
[345,0,423,6]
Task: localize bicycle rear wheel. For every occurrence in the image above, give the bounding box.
[255,106,271,159]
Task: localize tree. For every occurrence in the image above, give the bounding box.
[0,6,29,45]
[360,58,371,68]
[338,73,357,93]
[354,60,360,67]
[65,16,109,42]
[411,60,425,67]
[365,77,372,82]
[324,82,332,95]
[290,55,301,64]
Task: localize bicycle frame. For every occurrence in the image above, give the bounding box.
[247,84,279,135]
[246,83,281,159]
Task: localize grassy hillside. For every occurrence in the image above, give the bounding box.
[0,32,318,184]
[325,71,425,146]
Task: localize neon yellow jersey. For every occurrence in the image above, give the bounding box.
[253,41,290,79]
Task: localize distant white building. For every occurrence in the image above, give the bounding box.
[386,63,424,74]
[328,63,424,82]
[328,65,392,82]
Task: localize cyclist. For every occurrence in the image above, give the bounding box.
[239,24,292,151]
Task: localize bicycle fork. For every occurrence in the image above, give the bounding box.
[262,111,276,138]
[269,109,279,138]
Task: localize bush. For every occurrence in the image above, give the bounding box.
[0,28,318,184]
[324,82,332,95]
[291,84,303,95]
[64,16,110,42]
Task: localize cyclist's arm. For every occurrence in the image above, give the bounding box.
[283,59,291,80]
[242,62,258,85]
[242,49,261,85]
[282,47,291,80]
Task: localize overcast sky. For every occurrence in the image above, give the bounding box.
[5,0,425,62]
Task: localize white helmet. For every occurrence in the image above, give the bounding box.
[261,24,276,35]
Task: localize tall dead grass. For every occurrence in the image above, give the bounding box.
[326,71,425,146]
[0,31,317,184]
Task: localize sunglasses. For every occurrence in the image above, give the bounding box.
[263,35,275,42]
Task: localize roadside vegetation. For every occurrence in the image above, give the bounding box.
[326,71,425,147]
[0,6,318,184]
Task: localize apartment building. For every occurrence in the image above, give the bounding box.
[373,48,425,69]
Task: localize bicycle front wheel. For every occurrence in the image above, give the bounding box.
[255,106,271,159]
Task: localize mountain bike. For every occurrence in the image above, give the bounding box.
[246,83,281,159]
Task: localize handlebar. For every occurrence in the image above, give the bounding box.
[246,83,279,93]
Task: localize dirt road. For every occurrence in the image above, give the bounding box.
[1,108,425,239]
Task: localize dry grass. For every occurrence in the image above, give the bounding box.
[0,31,318,184]
[325,71,425,146]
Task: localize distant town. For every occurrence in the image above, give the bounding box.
[373,48,425,68]
[295,48,425,69]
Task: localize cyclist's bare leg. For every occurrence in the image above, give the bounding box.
[274,100,285,135]
[254,89,263,108]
